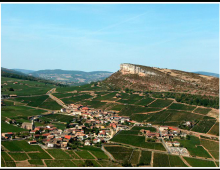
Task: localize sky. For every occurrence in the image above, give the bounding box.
[1,3,219,73]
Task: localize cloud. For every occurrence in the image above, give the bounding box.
[81,11,149,38]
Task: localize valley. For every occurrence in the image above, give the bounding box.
[1,64,219,167]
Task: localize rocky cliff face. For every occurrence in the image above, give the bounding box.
[120,63,157,76]
[103,63,219,96]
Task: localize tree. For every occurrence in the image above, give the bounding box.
[125,88,130,93]
[85,160,94,167]
[186,135,191,140]
[122,160,132,167]
[8,87,14,91]
[35,130,40,134]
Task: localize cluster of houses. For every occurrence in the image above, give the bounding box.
[1,96,190,156]
[139,126,187,145]
[159,126,187,139]
[2,103,134,149]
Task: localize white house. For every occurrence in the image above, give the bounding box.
[84,140,91,146]
[47,143,54,148]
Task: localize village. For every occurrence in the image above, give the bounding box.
[1,101,191,157]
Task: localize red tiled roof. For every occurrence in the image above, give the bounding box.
[6,132,13,135]
[34,134,41,137]
[168,127,178,131]
[42,133,50,136]
[65,135,71,139]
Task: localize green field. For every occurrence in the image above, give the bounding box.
[71,160,85,166]
[13,95,48,107]
[51,122,66,130]
[46,149,72,159]
[134,97,155,106]
[104,146,133,153]
[194,107,212,115]
[146,109,204,125]
[1,105,47,120]
[94,92,118,101]
[38,97,62,110]
[148,99,173,108]
[1,122,27,133]
[184,157,216,167]
[153,153,187,167]
[42,114,74,122]
[82,100,107,109]
[104,146,132,162]
[2,100,15,106]
[119,105,161,117]
[53,92,76,98]
[9,153,29,161]
[110,104,127,111]
[110,134,165,151]
[1,152,25,167]
[130,113,153,122]
[130,150,140,164]
[139,150,151,165]
[118,94,144,104]
[75,151,95,159]
[168,155,187,167]
[200,139,219,160]
[65,151,80,159]
[2,140,42,152]
[61,94,93,104]
[1,77,56,96]
[1,157,5,167]
[208,122,219,136]
[90,151,108,160]
[104,145,134,162]
[45,160,76,167]
[1,152,13,161]
[98,160,121,167]
[153,153,170,167]
[191,119,216,133]
[80,146,108,160]
[177,136,212,158]
[119,126,156,135]
[5,161,16,167]
[28,159,44,165]
[168,103,196,111]
[28,151,53,160]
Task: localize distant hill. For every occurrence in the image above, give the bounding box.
[102,63,219,96]
[13,69,35,74]
[2,67,26,76]
[1,67,66,86]
[29,69,113,86]
[193,71,219,78]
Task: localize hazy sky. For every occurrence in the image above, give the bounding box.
[1,3,219,73]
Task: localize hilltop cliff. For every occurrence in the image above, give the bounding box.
[103,63,219,96]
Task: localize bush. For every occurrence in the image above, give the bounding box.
[85,160,94,167]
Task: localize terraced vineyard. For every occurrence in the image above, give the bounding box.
[183,157,216,167]
[191,119,216,133]
[110,128,165,151]
[1,140,118,167]
[1,76,219,167]
[103,145,194,167]
[3,77,217,136]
